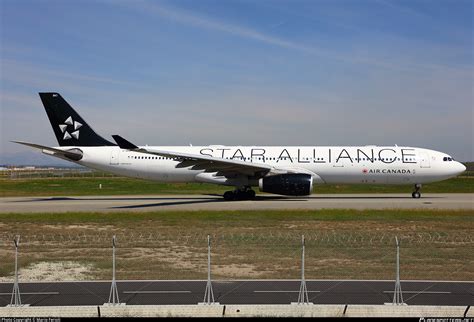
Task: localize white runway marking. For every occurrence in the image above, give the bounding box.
[123,290,191,294]
[383,291,451,294]
[0,292,59,295]
[254,290,321,293]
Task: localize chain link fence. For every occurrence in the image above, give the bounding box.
[2,169,118,179]
[1,232,472,282]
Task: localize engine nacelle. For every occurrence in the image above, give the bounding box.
[258,174,313,196]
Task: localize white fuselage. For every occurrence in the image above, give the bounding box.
[58,145,465,187]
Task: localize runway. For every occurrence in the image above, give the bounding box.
[0,280,472,306]
[0,193,472,212]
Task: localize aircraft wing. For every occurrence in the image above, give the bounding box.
[112,135,272,177]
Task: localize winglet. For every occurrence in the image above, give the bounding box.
[112,135,139,149]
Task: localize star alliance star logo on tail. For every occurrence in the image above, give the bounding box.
[59,116,82,140]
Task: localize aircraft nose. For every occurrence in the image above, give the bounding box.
[455,162,466,174]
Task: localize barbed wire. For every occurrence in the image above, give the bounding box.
[0,231,472,247]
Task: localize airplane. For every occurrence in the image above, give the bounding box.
[13,92,466,201]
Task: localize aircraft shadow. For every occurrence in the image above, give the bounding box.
[12,196,219,202]
[12,194,443,203]
[111,195,310,209]
[111,198,222,209]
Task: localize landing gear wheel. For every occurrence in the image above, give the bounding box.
[223,189,256,201]
[246,190,256,199]
[412,184,422,199]
[223,191,235,201]
[235,190,246,200]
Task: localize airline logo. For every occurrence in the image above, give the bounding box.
[363,169,413,174]
[59,116,82,140]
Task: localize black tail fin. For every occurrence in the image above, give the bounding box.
[39,92,115,146]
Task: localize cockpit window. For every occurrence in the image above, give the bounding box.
[443,157,448,161]
[443,156,454,161]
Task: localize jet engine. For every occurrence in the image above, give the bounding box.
[258,173,313,196]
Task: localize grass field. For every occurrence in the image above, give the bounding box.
[1,175,472,197]
[0,209,472,281]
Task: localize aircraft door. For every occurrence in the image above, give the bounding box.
[419,152,431,168]
[110,148,120,165]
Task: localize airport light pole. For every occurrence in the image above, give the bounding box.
[392,236,404,305]
[200,235,217,305]
[10,235,22,307]
[296,235,312,305]
[107,235,121,305]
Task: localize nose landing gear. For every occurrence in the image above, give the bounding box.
[412,184,422,199]
[223,187,256,201]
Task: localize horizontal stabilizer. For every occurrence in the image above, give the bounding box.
[11,141,83,161]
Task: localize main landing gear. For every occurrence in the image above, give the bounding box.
[412,183,422,199]
[223,187,256,201]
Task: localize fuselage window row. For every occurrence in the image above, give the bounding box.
[127,155,416,162]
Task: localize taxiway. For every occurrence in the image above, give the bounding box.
[0,193,472,212]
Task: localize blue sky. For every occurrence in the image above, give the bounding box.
[1,0,472,164]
